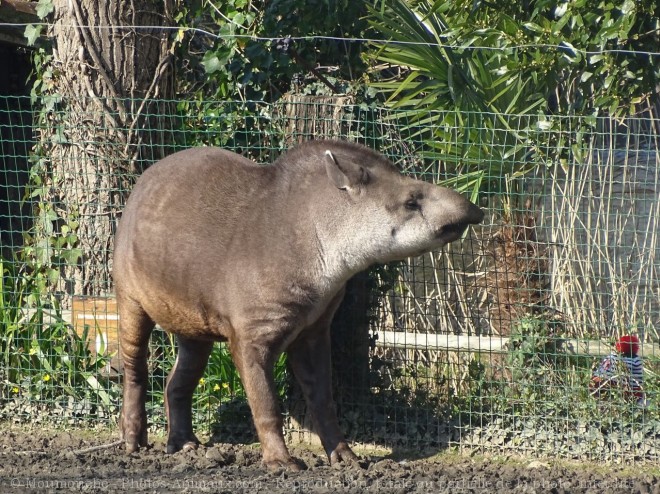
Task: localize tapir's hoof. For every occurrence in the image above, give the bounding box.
[122,433,148,454]
[329,444,360,466]
[125,441,152,454]
[119,412,148,454]
[166,437,200,454]
[263,457,306,472]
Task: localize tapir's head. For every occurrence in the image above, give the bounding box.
[321,143,484,266]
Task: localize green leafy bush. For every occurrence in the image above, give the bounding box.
[1,257,119,420]
[366,0,660,195]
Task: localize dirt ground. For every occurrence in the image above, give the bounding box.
[0,425,658,494]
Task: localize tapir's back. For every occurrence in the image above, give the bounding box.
[113,147,277,316]
[117,147,268,235]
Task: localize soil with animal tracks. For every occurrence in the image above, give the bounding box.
[0,425,658,493]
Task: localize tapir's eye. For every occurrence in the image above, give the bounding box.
[405,198,421,211]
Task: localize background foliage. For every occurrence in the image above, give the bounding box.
[0,0,658,459]
[367,0,659,195]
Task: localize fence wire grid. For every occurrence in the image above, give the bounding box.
[1,94,659,463]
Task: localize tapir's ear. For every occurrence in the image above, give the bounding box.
[324,150,368,190]
[325,150,350,189]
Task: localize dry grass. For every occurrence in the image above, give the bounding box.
[372,109,660,347]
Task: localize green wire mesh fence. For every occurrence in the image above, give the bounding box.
[1,94,659,462]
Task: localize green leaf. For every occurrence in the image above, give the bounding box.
[61,248,83,265]
[202,51,224,75]
[522,22,544,33]
[233,13,245,26]
[24,25,42,46]
[580,71,593,82]
[36,0,54,19]
[86,375,113,406]
[46,268,59,285]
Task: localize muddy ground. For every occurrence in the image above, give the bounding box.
[0,425,658,494]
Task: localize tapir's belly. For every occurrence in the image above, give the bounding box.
[138,293,233,342]
[131,276,339,347]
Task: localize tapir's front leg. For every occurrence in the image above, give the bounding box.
[287,288,357,466]
[230,335,302,471]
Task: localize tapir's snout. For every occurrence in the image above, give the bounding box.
[431,185,484,226]
[466,201,485,225]
[434,197,484,244]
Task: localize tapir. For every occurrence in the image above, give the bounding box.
[113,140,483,470]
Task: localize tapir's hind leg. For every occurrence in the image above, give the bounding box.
[287,327,358,465]
[165,336,213,453]
[118,300,154,453]
[287,289,358,465]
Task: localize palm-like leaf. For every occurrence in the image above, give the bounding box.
[368,0,549,195]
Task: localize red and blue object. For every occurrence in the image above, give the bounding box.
[590,334,646,406]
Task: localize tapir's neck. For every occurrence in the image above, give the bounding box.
[273,159,376,288]
[312,221,370,285]
[305,198,375,287]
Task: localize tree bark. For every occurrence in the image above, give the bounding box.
[34,0,176,304]
[279,95,374,444]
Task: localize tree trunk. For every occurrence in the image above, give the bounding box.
[330,272,374,409]
[33,0,176,304]
[279,95,374,444]
[287,273,375,446]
